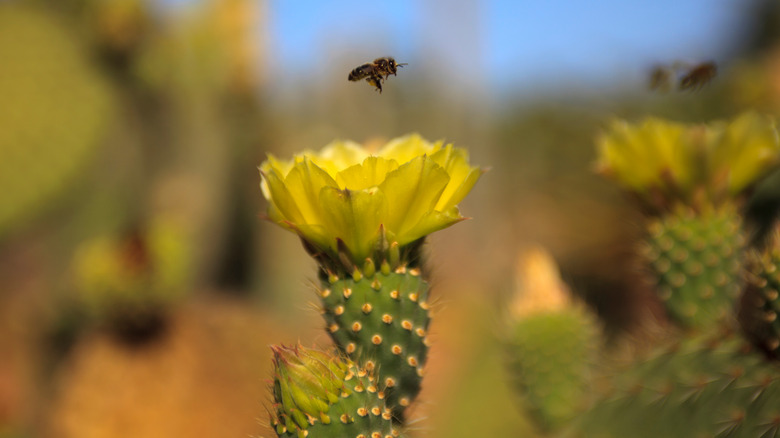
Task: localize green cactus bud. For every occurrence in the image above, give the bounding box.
[642,203,745,329]
[505,247,600,433]
[508,308,599,433]
[270,344,401,438]
[318,268,429,422]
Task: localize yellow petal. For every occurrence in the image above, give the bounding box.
[430,144,482,210]
[262,167,306,225]
[283,158,339,225]
[401,208,465,246]
[335,156,399,191]
[380,156,450,240]
[318,186,388,261]
[711,112,780,194]
[307,140,368,176]
[294,222,333,255]
[379,133,441,164]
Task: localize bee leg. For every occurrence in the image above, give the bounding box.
[367,75,383,93]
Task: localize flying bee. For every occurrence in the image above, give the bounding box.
[348,57,408,93]
[648,65,673,92]
[679,61,717,91]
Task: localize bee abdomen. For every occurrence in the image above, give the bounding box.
[348,64,372,81]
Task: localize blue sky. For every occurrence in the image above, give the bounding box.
[268,0,756,95]
[164,0,760,97]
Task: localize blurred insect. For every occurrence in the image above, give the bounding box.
[679,61,717,91]
[648,65,674,92]
[348,57,408,93]
[648,61,717,92]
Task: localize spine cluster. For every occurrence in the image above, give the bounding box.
[319,261,431,420]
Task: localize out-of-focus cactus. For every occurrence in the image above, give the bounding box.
[643,204,745,328]
[726,46,780,114]
[537,112,780,438]
[71,217,191,338]
[0,5,113,238]
[596,112,780,329]
[573,330,780,438]
[260,134,482,425]
[504,247,601,435]
[269,344,401,438]
[742,226,780,359]
[87,0,152,64]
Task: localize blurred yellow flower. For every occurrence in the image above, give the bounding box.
[260,134,482,265]
[595,112,779,209]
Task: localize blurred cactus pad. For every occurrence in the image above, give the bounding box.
[573,330,780,438]
[642,203,746,328]
[504,247,601,434]
[576,113,780,436]
[597,112,780,329]
[743,225,780,359]
[505,113,780,438]
[0,5,114,237]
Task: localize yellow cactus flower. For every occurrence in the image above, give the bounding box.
[595,117,694,194]
[595,112,779,210]
[260,134,482,266]
[708,112,780,195]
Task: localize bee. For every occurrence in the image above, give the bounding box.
[648,61,718,92]
[348,57,408,93]
[679,61,717,91]
[648,65,673,92]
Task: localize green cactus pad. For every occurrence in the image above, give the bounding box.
[318,265,430,421]
[506,307,599,433]
[643,204,745,329]
[0,5,113,237]
[573,331,780,438]
[742,229,780,359]
[270,344,401,438]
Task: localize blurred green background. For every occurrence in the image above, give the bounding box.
[1,0,780,437]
